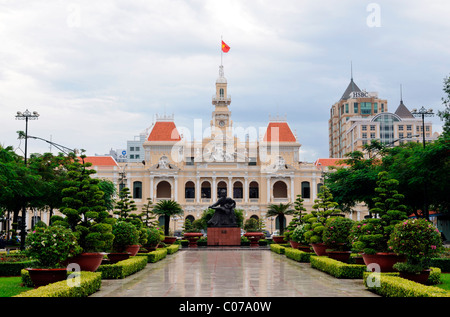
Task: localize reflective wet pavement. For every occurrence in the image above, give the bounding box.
[91,249,378,297]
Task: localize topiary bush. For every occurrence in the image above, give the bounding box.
[322,216,354,251]
[388,218,443,273]
[111,221,139,252]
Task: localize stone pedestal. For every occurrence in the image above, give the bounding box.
[207,227,241,246]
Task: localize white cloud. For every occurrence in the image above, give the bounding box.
[0,0,448,158]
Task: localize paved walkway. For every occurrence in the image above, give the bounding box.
[91,248,378,297]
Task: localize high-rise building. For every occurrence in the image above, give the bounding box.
[329,76,437,158]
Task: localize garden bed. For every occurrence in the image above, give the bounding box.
[310,255,367,279]
[16,271,102,297]
[97,256,148,279]
[363,270,450,297]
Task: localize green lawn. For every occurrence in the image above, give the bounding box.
[0,277,33,297]
[436,273,450,291]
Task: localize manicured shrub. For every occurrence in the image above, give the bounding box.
[97,256,147,279]
[270,244,286,254]
[363,271,450,297]
[17,271,102,297]
[136,249,168,263]
[388,218,443,273]
[166,244,180,254]
[310,256,366,279]
[285,248,313,263]
[322,216,354,251]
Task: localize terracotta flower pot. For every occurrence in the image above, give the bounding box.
[399,269,431,284]
[298,245,313,252]
[107,252,130,264]
[327,250,352,263]
[272,236,285,244]
[65,252,105,272]
[163,236,177,245]
[125,245,141,256]
[26,268,67,287]
[311,243,328,256]
[362,252,406,272]
[183,233,203,247]
[244,232,264,247]
[289,241,301,249]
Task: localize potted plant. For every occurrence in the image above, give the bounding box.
[140,227,162,252]
[322,216,354,262]
[388,218,443,284]
[351,172,408,271]
[151,200,184,244]
[286,195,308,250]
[182,219,204,247]
[290,225,311,252]
[108,221,139,264]
[303,186,341,256]
[266,202,295,244]
[25,225,82,287]
[243,218,264,247]
[57,153,115,271]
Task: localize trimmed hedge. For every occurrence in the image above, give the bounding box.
[16,271,102,297]
[270,244,286,254]
[97,256,148,279]
[363,271,450,297]
[136,248,168,263]
[285,248,314,263]
[430,258,450,273]
[166,244,180,254]
[0,259,37,276]
[310,256,367,279]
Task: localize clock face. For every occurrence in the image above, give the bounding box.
[219,120,225,127]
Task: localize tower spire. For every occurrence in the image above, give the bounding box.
[351,61,353,80]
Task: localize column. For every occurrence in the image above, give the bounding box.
[150,176,154,201]
[244,176,248,203]
[228,176,232,198]
[290,176,295,202]
[266,177,271,203]
[196,176,200,203]
[312,173,317,200]
[174,176,178,201]
[212,176,217,200]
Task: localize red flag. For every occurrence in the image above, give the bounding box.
[221,40,230,53]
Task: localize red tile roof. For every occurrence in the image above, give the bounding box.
[147,121,181,142]
[314,158,347,167]
[263,122,296,142]
[83,156,118,166]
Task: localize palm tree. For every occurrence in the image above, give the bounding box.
[151,200,184,236]
[266,202,295,235]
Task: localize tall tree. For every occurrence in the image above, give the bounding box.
[151,200,184,236]
[266,202,295,235]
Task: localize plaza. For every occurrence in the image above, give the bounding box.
[91,248,378,297]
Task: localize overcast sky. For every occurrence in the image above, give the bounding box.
[1,0,449,162]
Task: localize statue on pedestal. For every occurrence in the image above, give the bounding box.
[207,189,238,227]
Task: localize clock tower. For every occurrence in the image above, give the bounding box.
[211,65,232,139]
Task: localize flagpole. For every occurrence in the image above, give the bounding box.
[221,35,223,66]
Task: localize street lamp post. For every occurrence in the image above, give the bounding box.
[15,109,39,250]
[411,106,434,221]
[411,106,434,148]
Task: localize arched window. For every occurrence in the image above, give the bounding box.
[273,181,288,198]
[185,181,195,199]
[233,181,243,199]
[133,181,142,199]
[317,183,323,195]
[301,181,311,199]
[185,215,195,223]
[217,181,227,198]
[219,88,224,98]
[156,181,171,198]
[249,181,259,199]
[201,181,211,199]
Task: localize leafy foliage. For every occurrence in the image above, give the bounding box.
[25,225,82,268]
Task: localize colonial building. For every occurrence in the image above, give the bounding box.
[84,66,369,234]
[329,77,437,158]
